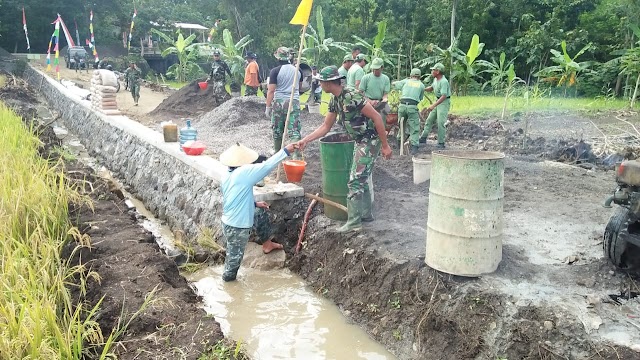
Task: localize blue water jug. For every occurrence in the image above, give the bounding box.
[179,119,197,151]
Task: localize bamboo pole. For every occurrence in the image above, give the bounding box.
[276,24,308,181]
[305,193,348,213]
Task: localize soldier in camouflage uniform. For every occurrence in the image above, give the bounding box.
[124,62,141,106]
[207,50,233,103]
[265,46,304,158]
[219,142,297,282]
[296,66,393,232]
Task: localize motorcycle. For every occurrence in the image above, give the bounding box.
[603,160,640,269]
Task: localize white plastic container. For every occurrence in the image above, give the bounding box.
[412,155,432,184]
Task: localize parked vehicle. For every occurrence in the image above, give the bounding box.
[603,160,640,269]
[64,46,88,69]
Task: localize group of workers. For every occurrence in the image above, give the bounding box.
[217,45,453,282]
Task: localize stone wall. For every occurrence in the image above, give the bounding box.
[24,67,302,238]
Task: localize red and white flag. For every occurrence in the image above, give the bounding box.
[22,7,30,50]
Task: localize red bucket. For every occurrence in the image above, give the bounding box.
[283,160,307,182]
[198,81,208,90]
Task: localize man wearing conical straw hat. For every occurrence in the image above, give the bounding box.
[219,142,297,282]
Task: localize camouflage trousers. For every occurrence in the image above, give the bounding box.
[221,210,273,281]
[212,80,227,102]
[348,137,381,199]
[271,98,301,158]
[245,86,258,96]
[129,83,140,102]
[271,98,301,141]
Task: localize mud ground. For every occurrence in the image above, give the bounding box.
[30,59,640,358]
[293,111,640,359]
[0,63,230,359]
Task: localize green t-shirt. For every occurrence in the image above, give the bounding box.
[432,76,451,99]
[338,66,348,78]
[346,63,364,88]
[359,73,390,100]
[394,78,425,103]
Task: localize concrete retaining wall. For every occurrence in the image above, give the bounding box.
[24,67,303,238]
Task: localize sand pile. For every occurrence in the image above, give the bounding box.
[150,79,228,118]
[195,96,324,156]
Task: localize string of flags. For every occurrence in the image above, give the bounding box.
[86,10,99,63]
[22,7,30,51]
[46,15,61,80]
[128,9,137,50]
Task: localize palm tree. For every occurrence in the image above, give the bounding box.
[351,20,402,73]
[151,29,202,83]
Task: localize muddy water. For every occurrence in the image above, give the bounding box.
[51,120,396,360]
[187,267,396,360]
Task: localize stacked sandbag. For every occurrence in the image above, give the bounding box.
[90,69,121,116]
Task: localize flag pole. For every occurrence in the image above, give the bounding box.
[276,23,308,181]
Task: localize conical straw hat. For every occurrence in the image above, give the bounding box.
[219,143,259,167]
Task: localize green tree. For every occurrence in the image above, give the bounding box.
[537,40,593,97]
[302,6,349,66]
[211,29,253,86]
[151,29,202,82]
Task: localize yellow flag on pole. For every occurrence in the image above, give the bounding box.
[290,0,313,25]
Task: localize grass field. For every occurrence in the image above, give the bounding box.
[164,80,635,118]
[0,103,115,359]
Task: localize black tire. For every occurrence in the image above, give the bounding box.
[604,207,633,268]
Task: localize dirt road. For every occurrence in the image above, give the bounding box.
[32,63,168,127]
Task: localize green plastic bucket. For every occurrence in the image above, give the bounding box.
[320,133,354,221]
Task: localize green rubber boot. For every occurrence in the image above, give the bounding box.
[362,188,374,222]
[337,195,363,232]
[273,137,283,154]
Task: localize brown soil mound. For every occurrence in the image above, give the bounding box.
[149,79,228,119]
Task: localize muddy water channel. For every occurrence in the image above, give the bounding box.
[187,267,395,360]
[51,120,396,360]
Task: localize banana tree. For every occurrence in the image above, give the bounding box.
[302,6,350,66]
[620,25,640,108]
[151,29,202,83]
[352,20,402,74]
[537,40,593,97]
[477,52,516,95]
[211,29,253,86]
[451,34,485,95]
[500,63,525,119]
[416,34,484,95]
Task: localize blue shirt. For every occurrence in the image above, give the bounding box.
[220,149,289,228]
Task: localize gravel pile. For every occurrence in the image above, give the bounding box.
[195,96,324,156]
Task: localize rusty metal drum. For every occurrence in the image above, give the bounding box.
[425,150,505,276]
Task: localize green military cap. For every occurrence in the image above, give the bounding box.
[343,54,354,62]
[355,53,367,62]
[370,58,384,70]
[314,65,345,81]
[430,62,445,72]
[410,68,421,77]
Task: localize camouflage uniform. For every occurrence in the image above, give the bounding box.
[271,98,301,156]
[124,67,141,105]
[209,59,232,103]
[221,209,273,281]
[245,86,258,96]
[221,223,251,281]
[329,88,381,200]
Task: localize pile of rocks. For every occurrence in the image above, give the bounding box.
[90,70,120,116]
